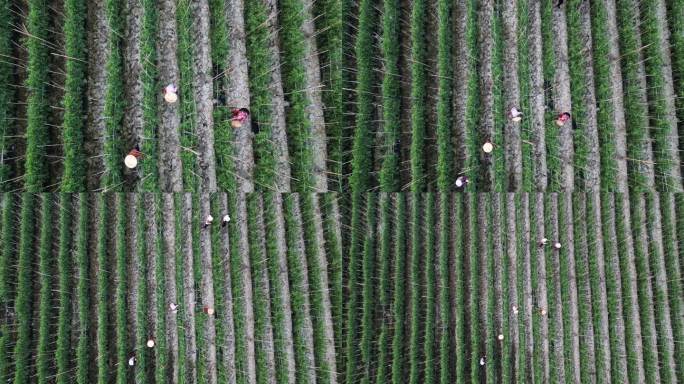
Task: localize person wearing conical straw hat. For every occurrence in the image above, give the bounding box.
[539,237,549,248]
[163,84,178,103]
[147,339,155,348]
[203,306,215,315]
[128,356,136,366]
[482,140,494,154]
[553,242,562,250]
[222,214,230,227]
[231,108,250,128]
[125,145,143,169]
[169,302,179,314]
[455,175,469,189]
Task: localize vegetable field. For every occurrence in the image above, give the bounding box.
[345,0,683,192]
[0,0,341,193]
[341,192,684,384]
[0,192,342,384]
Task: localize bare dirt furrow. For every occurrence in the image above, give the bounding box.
[156,0,184,191]
[224,0,254,193]
[161,194,180,384]
[502,1,522,191]
[552,2,573,191]
[198,192,218,384]
[190,0,217,191]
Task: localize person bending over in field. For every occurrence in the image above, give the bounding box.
[231,108,250,128]
[125,145,143,169]
[202,215,214,229]
[163,84,178,103]
[455,175,469,189]
[508,107,523,122]
[556,112,571,126]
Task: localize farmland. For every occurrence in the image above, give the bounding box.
[0,192,342,384]
[345,0,683,193]
[341,192,684,384]
[0,0,341,193]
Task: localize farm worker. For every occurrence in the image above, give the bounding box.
[541,308,547,316]
[512,305,519,315]
[202,215,214,229]
[508,107,523,122]
[203,306,215,315]
[455,175,468,189]
[539,237,549,247]
[556,112,571,126]
[231,108,250,128]
[124,146,143,169]
[128,356,136,366]
[169,302,179,313]
[147,339,155,348]
[498,334,504,341]
[480,357,486,366]
[482,141,494,154]
[164,84,178,103]
[553,242,561,250]
[222,214,230,227]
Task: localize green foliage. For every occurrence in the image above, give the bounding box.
[517,0,533,191]
[24,0,51,190]
[115,195,131,384]
[0,1,15,189]
[585,195,610,383]
[435,0,453,190]
[244,0,278,190]
[55,195,73,384]
[13,194,36,383]
[408,195,423,384]
[357,193,376,384]
[0,195,16,383]
[453,195,466,384]
[390,195,407,384]
[300,194,336,384]
[590,1,619,191]
[616,0,652,190]
[283,195,315,384]
[668,0,684,177]
[209,0,237,192]
[315,0,343,191]
[344,191,364,382]
[599,193,629,383]
[262,193,291,383]
[247,194,273,384]
[97,196,112,383]
[491,2,505,192]
[379,0,402,190]
[629,194,659,383]
[321,194,343,367]
[61,0,88,191]
[423,194,436,383]
[640,0,681,191]
[139,0,160,191]
[644,194,676,383]
[409,0,427,192]
[75,196,91,384]
[464,0,480,188]
[103,0,126,190]
[540,0,559,191]
[227,195,249,384]
[374,194,392,382]
[659,194,684,379]
[566,0,591,189]
[36,196,55,383]
[177,0,199,191]
[279,0,316,192]
[349,0,377,192]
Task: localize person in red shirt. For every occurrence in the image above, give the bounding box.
[231,108,250,128]
[556,112,571,126]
